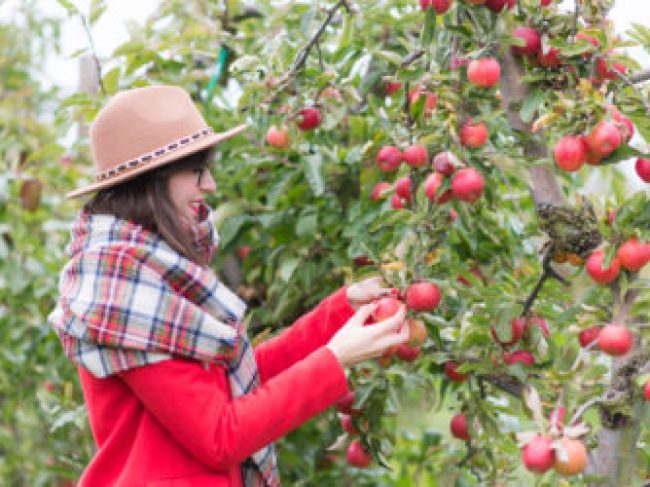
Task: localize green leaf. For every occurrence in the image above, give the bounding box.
[519,89,544,123]
[302,154,324,196]
[218,214,251,248]
[55,0,78,15]
[421,8,436,47]
[295,208,317,238]
[278,255,300,282]
[89,0,107,25]
[101,66,121,95]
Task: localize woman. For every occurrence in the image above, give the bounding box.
[49,85,409,486]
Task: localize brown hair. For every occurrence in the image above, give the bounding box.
[83,148,214,266]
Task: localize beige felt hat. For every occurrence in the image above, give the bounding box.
[66,85,247,199]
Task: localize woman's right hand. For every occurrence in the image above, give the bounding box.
[326,303,409,369]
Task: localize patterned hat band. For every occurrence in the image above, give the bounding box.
[94,127,214,182]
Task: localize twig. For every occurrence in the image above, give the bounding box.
[77,11,106,96]
[521,251,569,317]
[400,49,425,69]
[569,397,602,426]
[630,69,650,84]
[457,443,477,468]
[270,0,349,92]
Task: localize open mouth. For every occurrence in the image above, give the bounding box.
[190,201,210,221]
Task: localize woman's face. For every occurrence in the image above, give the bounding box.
[168,162,216,224]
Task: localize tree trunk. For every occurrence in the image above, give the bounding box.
[499,49,645,486]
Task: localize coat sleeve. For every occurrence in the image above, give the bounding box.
[119,347,349,471]
[254,287,355,383]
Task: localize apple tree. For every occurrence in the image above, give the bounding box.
[7,0,650,485]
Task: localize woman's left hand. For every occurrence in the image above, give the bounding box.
[346,276,398,309]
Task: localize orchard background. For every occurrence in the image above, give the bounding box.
[3,0,650,485]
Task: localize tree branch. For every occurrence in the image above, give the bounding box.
[613,69,650,116]
[629,69,650,84]
[272,0,349,90]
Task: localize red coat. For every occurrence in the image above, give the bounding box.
[77,287,355,486]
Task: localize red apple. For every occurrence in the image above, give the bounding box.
[554,135,587,172]
[540,0,552,5]
[403,144,429,167]
[444,361,468,383]
[390,194,406,209]
[491,317,526,346]
[385,81,402,95]
[644,380,650,401]
[451,167,484,202]
[395,344,421,362]
[538,47,561,68]
[610,109,634,141]
[484,0,515,12]
[586,249,620,284]
[340,414,358,435]
[370,181,391,200]
[335,390,360,415]
[617,238,650,272]
[405,281,441,311]
[503,350,535,366]
[460,120,488,148]
[376,146,403,172]
[585,121,622,158]
[372,297,403,321]
[346,439,372,468]
[450,413,470,440]
[528,316,550,338]
[395,176,412,201]
[512,27,542,56]
[635,158,650,183]
[467,57,501,87]
[598,324,633,356]
[266,124,289,148]
[596,56,626,80]
[237,245,251,261]
[432,151,458,175]
[408,318,428,346]
[576,32,600,51]
[522,436,555,473]
[409,88,437,114]
[579,326,601,348]
[423,172,444,202]
[420,0,453,14]
[296,107,321,131]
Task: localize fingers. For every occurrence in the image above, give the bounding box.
[369,305,407,336]
[348,303,377,327]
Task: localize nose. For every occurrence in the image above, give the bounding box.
[200,168,217,193]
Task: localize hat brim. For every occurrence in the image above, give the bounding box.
[66,124,248,199]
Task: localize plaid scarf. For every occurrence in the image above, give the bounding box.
[48,208,280,487]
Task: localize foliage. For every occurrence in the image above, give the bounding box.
[3,0,650,485]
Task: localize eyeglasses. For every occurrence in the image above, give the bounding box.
[192,166,210,186]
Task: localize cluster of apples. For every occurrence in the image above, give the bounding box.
[265,106,323,149]
[522,434,587,477]
[372,148,485,209]
[554,108,634,172]
[586,237,650,285]
[520,405,588,476]
[420,0,525,15]
[334,391,373,468]
[490,315,550,367]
